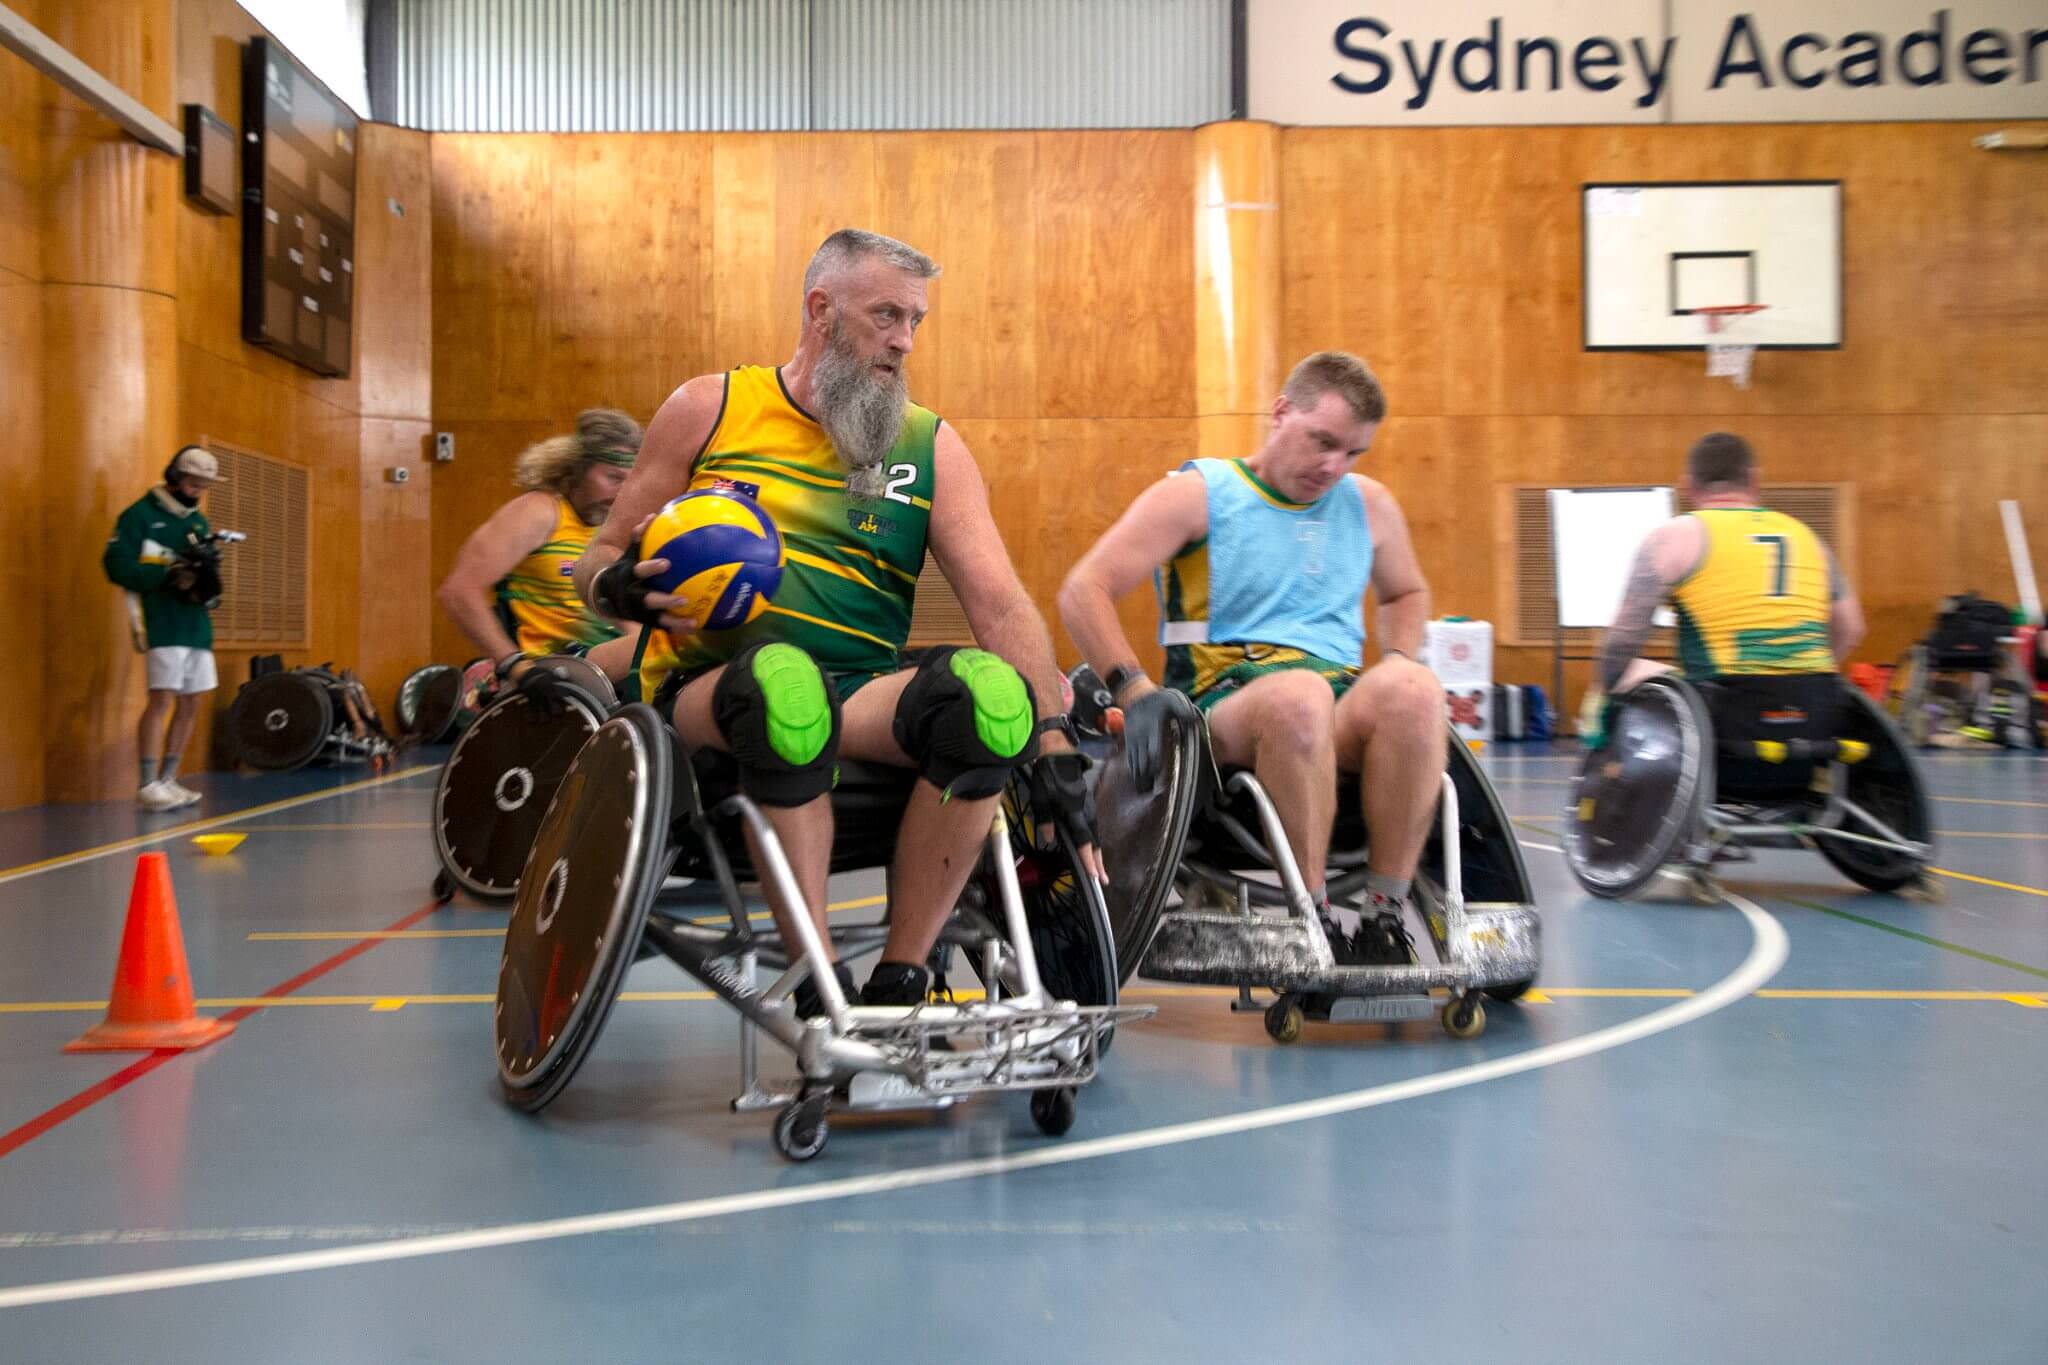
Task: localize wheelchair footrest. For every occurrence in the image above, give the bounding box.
[840,1001,1154,1099]
[1315,994,1437,1024]
[1142,911,1470,994]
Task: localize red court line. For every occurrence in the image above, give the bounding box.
[0,900,442,1162]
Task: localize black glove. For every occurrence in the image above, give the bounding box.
[1120,687,1192,793]
[1027,750,1096,856]
[592,559,662,627]
[515,663,575,718]
[170,550,223,607]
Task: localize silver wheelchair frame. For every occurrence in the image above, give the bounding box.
[496,704,1150,1162]
[1565,673,1940,902]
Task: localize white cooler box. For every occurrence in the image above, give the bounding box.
[1421,619,1494,743]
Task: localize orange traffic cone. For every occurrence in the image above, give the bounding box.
[65,853,235,1052]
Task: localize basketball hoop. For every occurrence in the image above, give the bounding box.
[1694,304,1768,389]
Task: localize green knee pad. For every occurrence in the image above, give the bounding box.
[712,643,839,806]
[892,646,1039,800]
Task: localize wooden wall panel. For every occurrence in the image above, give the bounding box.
[0,271,43,808]
[1284,121,2048,711]
[356,125,434,422]
[1032,131,1193,420]
[0,22,42,283]
[359,420,434,705]
[427,419,556,666]
[43,288,179,802]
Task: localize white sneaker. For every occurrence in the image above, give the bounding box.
[164,780,203,808]
[137,781,182,812]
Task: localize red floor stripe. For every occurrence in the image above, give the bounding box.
[0,900,443,1161]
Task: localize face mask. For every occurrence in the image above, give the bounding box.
[167,485,199,508]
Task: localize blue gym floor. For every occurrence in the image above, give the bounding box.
[0,748,2043,1362]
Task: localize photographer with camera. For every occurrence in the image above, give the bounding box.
[103,445,235,811]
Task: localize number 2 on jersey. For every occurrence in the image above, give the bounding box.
[883,463,917,505]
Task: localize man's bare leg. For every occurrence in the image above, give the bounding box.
[1203,670,1340,898]
[840,670,998,972]
[164,694,202,776]
[671,667,834,967]
[1334,658,1447,885]
[137,690,174,775]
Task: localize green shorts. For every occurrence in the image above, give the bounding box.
[1186,645,1362,714]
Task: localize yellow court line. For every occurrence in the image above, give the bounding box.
[0,764,434,885]
[1929,867,2048,899]
[246,894,888,941]
[247,929,508,941]
[216,822,432,833]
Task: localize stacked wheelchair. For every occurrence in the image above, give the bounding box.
[227,664,395,772]
[492,701,1149,1161]
[1566,674,1937,900]
[1088,687,1542,1044]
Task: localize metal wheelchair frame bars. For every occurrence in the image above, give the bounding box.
[1208,770,1467,967]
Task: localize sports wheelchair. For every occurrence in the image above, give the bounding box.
[1565,673,1937,900]
[227,664,395,772]
[493,702,1148,1162]
[430,656,619,903]
[1088,689,1541,1044]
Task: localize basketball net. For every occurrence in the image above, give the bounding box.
[1697,305,1767,389]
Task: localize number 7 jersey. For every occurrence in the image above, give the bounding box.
[639,365,936,698]
[1670,506,1835,677]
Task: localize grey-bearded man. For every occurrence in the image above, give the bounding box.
[573,228,1099,1015]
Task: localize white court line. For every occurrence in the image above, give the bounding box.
[0,766,435,889]
[0,871,1785,1310]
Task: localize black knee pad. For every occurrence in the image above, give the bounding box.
[892,647,1038,800]
[710,643,840,807]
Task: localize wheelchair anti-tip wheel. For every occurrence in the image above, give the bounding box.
[1030,1086,1078,1137]
[773,1089,832,1162]
[1264,995,1305,1044]
[1441,995,1486,1039]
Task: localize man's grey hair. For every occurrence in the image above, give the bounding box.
[802,228,941,297]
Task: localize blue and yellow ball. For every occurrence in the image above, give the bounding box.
[640,489,784,631]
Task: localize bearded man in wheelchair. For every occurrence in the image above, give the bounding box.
[490,231,1137,1158]
[1058,352,1538,1041]
[1568,432,1935,899]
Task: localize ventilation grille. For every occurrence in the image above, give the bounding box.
[1505,483,1847,648]
[202,440,311,648]
[906,553,973,647]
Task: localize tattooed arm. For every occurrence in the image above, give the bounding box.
[1826,547,1866,660]
[1596,519,1704,691]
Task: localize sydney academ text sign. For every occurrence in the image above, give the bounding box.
[1249,0,2048,125]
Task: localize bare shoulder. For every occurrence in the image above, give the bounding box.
[500,490,560,531]
[1350,472,1398,510]
[645,373,730,451]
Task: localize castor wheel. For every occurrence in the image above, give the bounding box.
[1441,995,1486,1039]
[772,1090,832,1162]
[1484,977,1536,1003]
[1688,872,1723,906]
[1030,1086,1078,1137]
[1264,995,1305,1044]
[431,869,456,905]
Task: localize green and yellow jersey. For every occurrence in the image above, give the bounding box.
[638,365,935,701]
[1671,507,1835,677]
[498,496,623,656]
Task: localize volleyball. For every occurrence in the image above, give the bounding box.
[639,489,784,631]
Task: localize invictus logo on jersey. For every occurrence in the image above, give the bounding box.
[847,509,897,538]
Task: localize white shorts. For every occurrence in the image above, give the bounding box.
[146,647,218,695]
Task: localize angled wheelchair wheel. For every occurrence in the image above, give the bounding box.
[435,688,607,900]
[396,664,463,744]
[1093,695,1209,980]
[1435,733,1538,908]
[531,654,619,712]
[995,780,1120,1014]
[1817,686,1936,893]
[496,704,674,1112]
[1564,675,1712,899]
[228,671,333,771]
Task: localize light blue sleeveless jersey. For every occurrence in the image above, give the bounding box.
[1155,458,1373,670]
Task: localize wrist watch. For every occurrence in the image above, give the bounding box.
[1035,714,1078,745]
[1103,664,1147,700]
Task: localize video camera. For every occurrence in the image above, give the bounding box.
[172,529,245,607]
